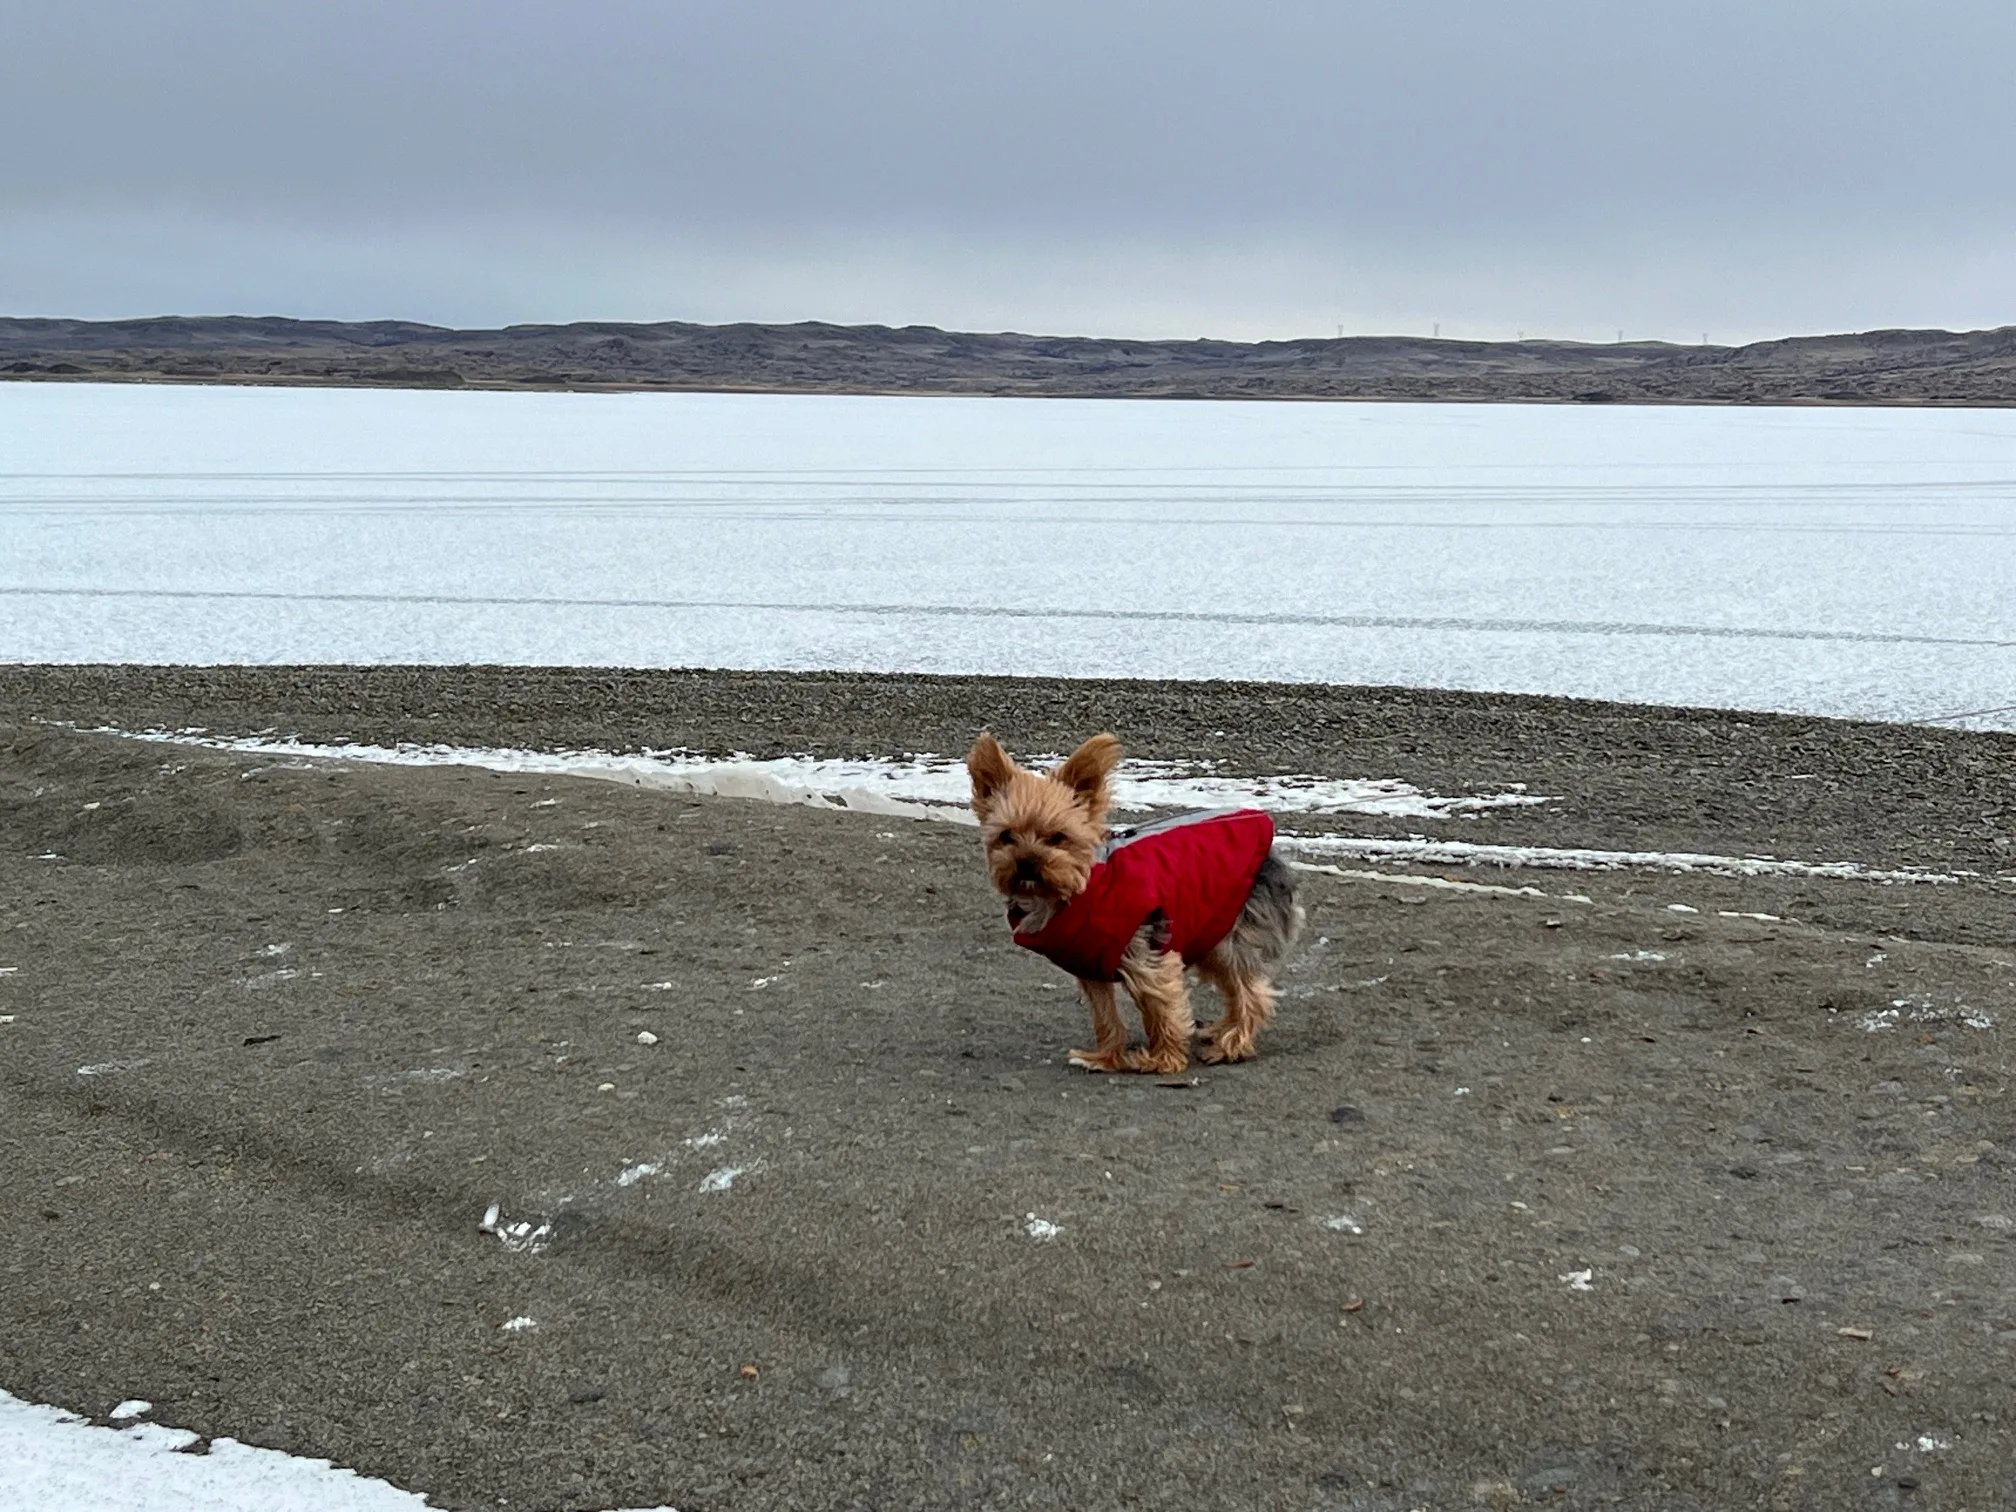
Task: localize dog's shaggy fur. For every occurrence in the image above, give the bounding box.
[967,732,1303,1073]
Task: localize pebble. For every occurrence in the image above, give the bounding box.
[635,1030,659,1045]
[1522,1465,1580,1495]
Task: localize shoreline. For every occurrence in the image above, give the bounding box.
[8,370,2012,409]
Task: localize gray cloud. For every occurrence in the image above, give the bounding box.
[4,0,2012,339]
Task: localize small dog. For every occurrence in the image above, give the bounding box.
[966,731,1303,1073]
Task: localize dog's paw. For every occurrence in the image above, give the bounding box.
[1068,1047,1128,1073]
[1120,1045,1190,1076]
[1197,1037,1254,1065]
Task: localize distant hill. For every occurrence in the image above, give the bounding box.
[2,314,2013,405]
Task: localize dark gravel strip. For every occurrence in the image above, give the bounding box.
[3,663,2013,875]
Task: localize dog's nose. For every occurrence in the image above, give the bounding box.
[1013,856,1041,882]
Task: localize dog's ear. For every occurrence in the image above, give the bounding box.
[1051,732,1121,816]
[966,732,1016,816]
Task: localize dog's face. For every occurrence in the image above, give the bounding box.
[966,732,1121,906]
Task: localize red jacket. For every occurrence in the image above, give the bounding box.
[1008,808,1277,982]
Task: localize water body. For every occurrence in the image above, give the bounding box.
[2,381,2012,729]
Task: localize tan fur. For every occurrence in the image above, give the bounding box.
[965,731,1299,1074]
[1195,952,1276,1064]
[1068,978,1130,1072]
[968,732,1115,907]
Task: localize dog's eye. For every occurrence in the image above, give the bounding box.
[1046,832,1067,846]
[996,830,1015,846]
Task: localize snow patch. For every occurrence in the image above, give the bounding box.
[477,1203,555,1254]
[89,728,1973,891]
[1276,833,1968,885]
[0,1386,680,1511]
[1854,997,1995,1033]
[96,731,1548,825]
[1286,861,1550,900]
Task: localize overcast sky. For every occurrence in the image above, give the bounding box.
[3,0,2011,342]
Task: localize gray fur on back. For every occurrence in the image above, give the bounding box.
[1209,852,1304,975]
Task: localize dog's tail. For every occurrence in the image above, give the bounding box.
[1216,852,1304,974]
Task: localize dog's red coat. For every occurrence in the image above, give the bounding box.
[1008,808,1276,982]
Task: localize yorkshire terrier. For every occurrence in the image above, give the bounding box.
[966,732,1303,1073]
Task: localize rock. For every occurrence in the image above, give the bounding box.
[1520,1464,1580,1495]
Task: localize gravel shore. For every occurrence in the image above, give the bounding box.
[3,666,2013,1510]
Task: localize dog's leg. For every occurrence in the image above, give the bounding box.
[1196,959,1277,1063]
[1195,856,1301,1063]
[1067,978,1130,1072]
[1117,941,1193,1075]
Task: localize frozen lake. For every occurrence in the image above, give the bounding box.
[2,381,2013,730]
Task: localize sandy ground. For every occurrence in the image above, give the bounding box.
[3,667,2015,1511]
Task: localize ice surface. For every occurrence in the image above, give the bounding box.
[4,383,2014,729]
